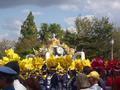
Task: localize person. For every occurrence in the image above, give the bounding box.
[5,61,26,90]
[0,65,17,90]
[82,66,92,75]
[44,69,59,90]
[75,73,91,90]
[88,71,103,90]
[61,71,71,90]
[67,70,77,90]
[95,68,106,90]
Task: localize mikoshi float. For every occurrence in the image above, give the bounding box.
[0,35,120,89]
[0,35,91,78]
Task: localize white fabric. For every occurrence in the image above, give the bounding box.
[90,84,103,90]
[13,79,26,90]
[45,52,50,59]
[80,88,90,90]
[80,51,85,60]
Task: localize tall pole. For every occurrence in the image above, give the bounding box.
[111,39,114,60]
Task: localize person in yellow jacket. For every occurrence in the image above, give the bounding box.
[87,71,103,90]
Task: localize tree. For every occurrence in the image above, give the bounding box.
[0,39,15,58]
[91,17,113,58]
[39,23,64,43]
[112,28,120,59]
[21,12,38,38]
[39,23,51,42]
[75,16,113,59]
[49,23,64,39]
[15,12,40,57]
[62,30,77,48]
[75,17,94,51]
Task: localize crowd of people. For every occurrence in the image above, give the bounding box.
[0,58,119,90]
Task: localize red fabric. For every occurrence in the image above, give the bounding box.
[106,60,120,71]
[113,76,120,90]
[91,57,105,72]
[106,77,113,86]
[92,57,105,67]
[106,76,120,90]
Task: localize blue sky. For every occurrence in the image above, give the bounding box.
[0,0,120,40]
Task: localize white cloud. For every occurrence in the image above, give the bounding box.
[0,0,80,8]
[22,9,30,13]
[33,11,42,16]
[64,17,76,26]
[84,0,120,25]
[59,5,79,11]
[0,32,18,40]
[2,19,22,31]
[13,20,22,30]
[111,1,120,9]
[0,0,120,25]
[64,15,94,26]
[81,15,94,20]
[64,15,94,33]
[22,9,43,16]
[0,33,9,39]
[0,19,22,40]
[67,26,77,33]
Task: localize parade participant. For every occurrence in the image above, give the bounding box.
[5,61,26,90]
[88,71,103,90]
[61,71,71,90]
[67,70,77,90]
[45,69,59,90]
[26,75,41,90]
[82,66,92,75]
[0,65,17,90]
[75,73,90,90]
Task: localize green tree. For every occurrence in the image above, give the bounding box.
[75,16,113,59]
[21,12,38,38]
[49,23,64,39]
[62,30,77,48]
[91,17,113,58]
[113,28,120,59]
[39,23,64,43]
[39,23,51,42]
[15,12,40,57]
[75,17,94,50]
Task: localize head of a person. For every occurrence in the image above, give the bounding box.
[0,66,17,88]
[82,66,92,75]
[5,61,20,75]
[75,73,90,90]
[87,71,100,86]
[0,73,15,88]
[69,70,76,77]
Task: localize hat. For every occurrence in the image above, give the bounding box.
[87,71,100,80]
[0,66,17,75]
[5,61,20,74]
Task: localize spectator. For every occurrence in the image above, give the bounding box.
[82,66,92,75]
[0,65,17,90]
[95,68,106,90]
[88,71,103,90]
[75,73,91,90]
[5,61,26,90]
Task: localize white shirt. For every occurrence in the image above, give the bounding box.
[13,79,26,90]
[80,88,90,90]
[90,84,103,90]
